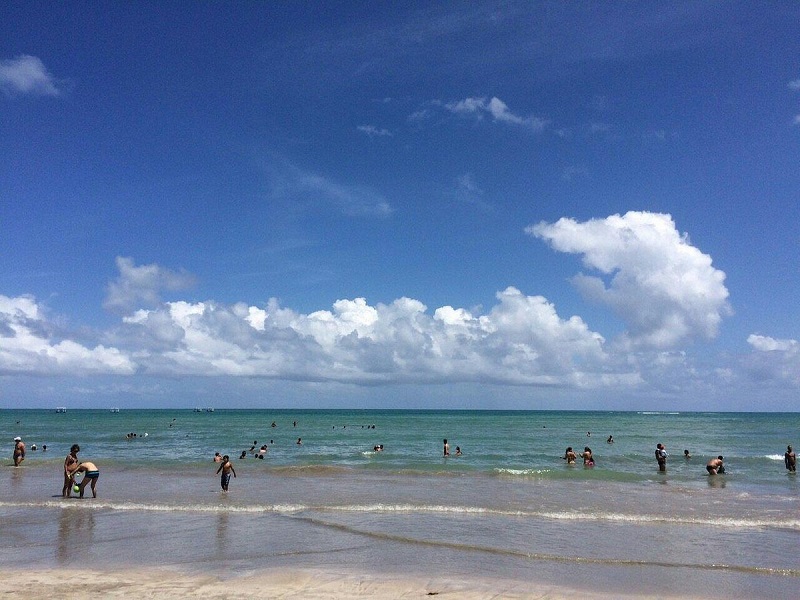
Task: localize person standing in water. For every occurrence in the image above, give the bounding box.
[216,455,236,491]
[63,444,80,497]
[706,456,725,475]
[655,443,667,472]
[784,445,796,472]
[71,461,100,498]
[13,437,25,467]
[443,439,450,457]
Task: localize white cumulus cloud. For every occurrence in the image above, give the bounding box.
[112,286,624,386]
[744,335,800,385]
[104,257,196,314]
[747,334,798,353]
[0,295,135,375]
[0,55,62,96]
[528,211,731,349]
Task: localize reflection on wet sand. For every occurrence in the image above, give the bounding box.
[215,512,229,558]
[57,508,95,564]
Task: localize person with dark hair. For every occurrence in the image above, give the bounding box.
[784,445,796,473]
[216,455,236,491]
[655,443,667,472]
[706,456,725,475]
[63,444,80,497]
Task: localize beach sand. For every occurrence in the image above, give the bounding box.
[0,567,714,599]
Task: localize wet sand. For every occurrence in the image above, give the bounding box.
[0,567,715,599]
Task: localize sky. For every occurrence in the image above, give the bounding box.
[1,1,799,411]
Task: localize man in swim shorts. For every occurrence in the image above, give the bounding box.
[71,461,100,498]
[216,455,236,491]
[706,456,724,475]
[785,445,796,472]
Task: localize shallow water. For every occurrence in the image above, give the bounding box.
[2,409,799,598]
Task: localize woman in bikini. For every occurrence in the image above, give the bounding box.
[63,444,81,497]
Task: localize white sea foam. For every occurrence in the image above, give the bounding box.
[3,500,798,530]
[494,468,552,476]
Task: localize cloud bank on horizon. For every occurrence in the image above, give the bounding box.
[1,212,795,401]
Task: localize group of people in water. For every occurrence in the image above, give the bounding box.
[562,446,595,466]
[9,436,100,498]
[442,439,462,456]
[11,436,47,466]
[560,441,798,475]
[12,426,797,497]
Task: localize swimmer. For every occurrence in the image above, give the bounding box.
[455,446,462,456]
[607,435,614,444]
[581,447,594,466]
[213,452,222,463]
[443,439,450,457]
[562,447,577,464]
[684,449,691,459]
[706,456,725,475]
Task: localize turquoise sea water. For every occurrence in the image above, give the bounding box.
[2,409,799,598]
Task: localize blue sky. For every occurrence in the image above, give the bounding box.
[1,2,799,410]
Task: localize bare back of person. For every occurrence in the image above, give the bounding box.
[74,461,100,498]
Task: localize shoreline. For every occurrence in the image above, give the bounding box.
[0,567,715,600]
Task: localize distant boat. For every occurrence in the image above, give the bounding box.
[194,407,203,412]
[55,407,67,413]
[110,408,120,413]
[206,407,214,412]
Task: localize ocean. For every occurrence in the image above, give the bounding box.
[1,409,798,598]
